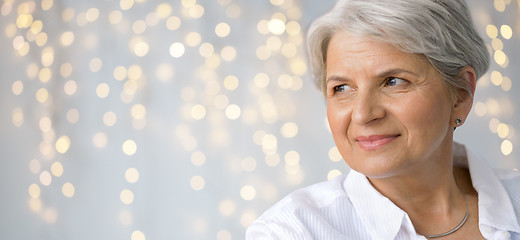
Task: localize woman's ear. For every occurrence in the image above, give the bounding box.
[451,66,477,128]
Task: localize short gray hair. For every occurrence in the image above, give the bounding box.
[307,0,490,97]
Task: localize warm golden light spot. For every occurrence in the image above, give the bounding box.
[29,159,41,174]
[29,198,42,212]
[190,175,205,191]
[42,208,58,224]
[489,118,500,133]
[215,22,231,37]
[241,157,257,172]
[156,63,174,82]
[123,140,137,156]
[240,185,256,201]
[132,20,147,34]
[257,20,269,34]
[486,25,499,39]
[205,54,221,69]
[328,169,342,180]
[156,3,172,18]
[270,0,285,6]
[12,80,23,95]
[474,102,487,117]
[41,48,54,67]
[501,77,512,91]
[191,151,206,166]
[166,16,181,30]
[30,20,43,34]
[266,36,282,51]
[494,50,507,65]
[113,66,127,81]
[225,104,241,120]
[265,153,281,167]
[39,116,51,132]
[62,182,75,198]
[67,108,79,124]
[254,73,270,88]
[281,122,298,138]
[120,0,134,10]
[214,94,230,109]
[36,88,49,103]
[240,210,257,227]
[290,59,307,75]
[185,32,202,47]
[277,74,293,89]
[13,35,25,50]
[120,189,134,204]
[103,111,117,126]
[491,38,504,51]
[96,83,110,98]
[217,230,232,240]
[60,62,73,77]
[182,0,197,7]
[125,168,140,183]
[191,104,206,120]
[40,171,52,186]
[500,25,513,39]
[35,32,47,46]
[17,41,30,56]
[131,104,146,120]
[146,12,159,26]
[131,230,146,240]
[29,184,41,199]
[285,151,300,166]
[262,134,277,154]
[62,8,75,22]
[56,136,71,154]
[51,162,64,177]
[501,140,513,155]
[134,41,149,57]
[490,71,503,86]
[219,199,236,216]
[170,42,185,58]
[89,58,103,72]
[286,21,301,35]
[220,46,237,62]
[494,0,506,12]
[268,19,285,35]
[64,80,77,96]
[41,0,53,10]
[188,4,205,18]
[291,76,303,91]
[109,10,123,24]
[281,43,297,58]
[17,14,33,29]
[39,141,53,157]
[486,99,500,116]
[93,132,108,148]
[497,123,510,139]
[223,75,239,90]
[86,8,99,22]
[199,42,214,57]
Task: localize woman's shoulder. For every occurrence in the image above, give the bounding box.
[246,173,358,239]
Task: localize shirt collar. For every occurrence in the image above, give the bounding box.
[344,169,410,239]
[466,148,520,234]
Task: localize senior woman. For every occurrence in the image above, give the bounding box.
[246,0,520,239]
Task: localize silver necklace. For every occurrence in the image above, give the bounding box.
[427,180,469,238]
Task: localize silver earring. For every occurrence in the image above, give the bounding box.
[455,118,462,125]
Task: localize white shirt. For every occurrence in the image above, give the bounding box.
[246,149,520,239]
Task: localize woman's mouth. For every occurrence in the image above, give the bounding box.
[355,135,400,151]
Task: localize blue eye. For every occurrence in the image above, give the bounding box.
[386,77,406,87]
[334,84,350,93]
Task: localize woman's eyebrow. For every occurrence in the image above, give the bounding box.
[325,75,351,83]
[376,68,420,78]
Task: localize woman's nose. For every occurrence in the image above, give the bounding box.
[351,91,385,125]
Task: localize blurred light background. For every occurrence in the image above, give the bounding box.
[0,0,518,239]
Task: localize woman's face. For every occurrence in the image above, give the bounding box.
[325,31,459,178]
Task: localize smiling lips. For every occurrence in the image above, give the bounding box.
[356,135,400,151]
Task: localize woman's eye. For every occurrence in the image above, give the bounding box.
[385,77,406,87]
[334,84,350,93]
